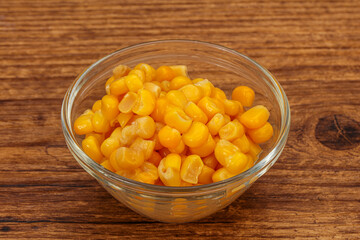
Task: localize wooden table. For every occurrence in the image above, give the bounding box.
[1,0,359,239]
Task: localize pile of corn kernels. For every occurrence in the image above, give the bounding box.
[74,64,273,186]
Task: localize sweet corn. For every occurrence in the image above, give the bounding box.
[197,97,224,119]
[86,132,105,145]
[100,136,121,158]
[150,97,168,122]
[232,86,255,107]
[158,154,182,186]
[202,154,218,169]
[74,114,93,135]
[225,151,249,174]
[190,134,215,157]
[214,139,239,166]
[82,135,103,163]
[184,102,208,124]
[164,107,192,133]
[164,153,182,171]
[152,122,165,150]
[136,162,159,184]
[134,63,156,82]
[212,168,235,182]
[182,122,209,148]
[170,76,192,90]
[180,155,204,184]
[239,105,270,129]
[118,92,137,113]
[147,151,162,167]
[119,125,137,146]
[218,120,245,141]
[132,89,156,116]
[158,125,181,149]
[125,74,143,92]
[110,127,122,140]
[155,66,176,82]
[116,112,133,128]
[128,69,146,83]
[110,77,128,96]
[116,168,141,180]
[105,76,115,95]
[160,80,170,91]
[113,64,131,79]
[247,137,263,159]
[92,100,102,112]
[133,116,156,139]
[232,134,250,153]
[211,87,227,101]
[179,84,203,103]
[169,139,186,154]
[244,154,254,171]
[194,79,214,97]
[207,113,226,136]
[130,137,155,160]
[166,90,188,109]
[198,165,215,184]
[247,122,273,144]
[101,95,119,121]
[169,65,189,77]
[144,82,161,98]
[192,78,204,84]
[223,99,242,116]
[101,159,116,172]
[110,147,144,170]
[92,110,111,133]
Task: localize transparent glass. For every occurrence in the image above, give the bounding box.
[61,40,290,223]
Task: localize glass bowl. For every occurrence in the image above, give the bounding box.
[61,40,290,223]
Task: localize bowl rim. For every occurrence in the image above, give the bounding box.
[61,39,290,193]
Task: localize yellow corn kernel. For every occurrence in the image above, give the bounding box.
[144,82,161,98]
[198,165,215,184]
[100,136,121,158]
[158,125,181,149]
[179,84,204,103]
[170,76,192,90]
[119,125,137,146]
[207,113,226,136]
[110,127,122,140]
[128,69,146,83]
[180,155,204,184]
[247,137,263,160]
[190,134,215,157]
[152,122,165,150]
[166,90,188,109]
[134,116,156,139]
[147,151,162,167]
[116,168,141,180]
[180,181,193,186]
[232,86,255,107]
[118,92,137,113]
[101,95,119,121]
[158,155,181,186]
[125,74,143,93]
[127,114,142,126]
[164,107,192,133]
[110,147,144,170]
[82,109,94,116]
[130,137,155,160]
[192,78,204,84]
[132,89,156,116]
[247,122,273,144]
[219,120,245,141]
[134,172,155,184]
[225,151,249,174]
[137,162,159,184]
[244,154,254,171]
[169,65,189,77]
[105,76,115,95]
[169,139,186,154]
[155,66,176,82]
[150,97,168,122]
[85,132,105,145]
[223,99,242,116]
[110,77,128,96]
[101,159,115,172]
[184,102,208,124]
[134,63,156,82]
[92,110,111,133]
[112,64,131,79]
[82,135,103,163]
[211,87,227,101]
[194,79,214,97]
[159,91,167,98]
[203,154,218,169]
[160,80,170,91]
[224,114,231,124]
[212,168,235,183]
[116,112,133,128]
[239,105,270,130]
[92,100,102,112]
[74,114,93,135]
[214,136,220,144]
[232,134,250,153]
[182,122,209,148]
[197,97,224,119]
[214,139,239,166]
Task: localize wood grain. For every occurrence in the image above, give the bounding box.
[0,0,359,239]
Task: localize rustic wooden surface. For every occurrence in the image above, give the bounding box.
[1,0,359,239]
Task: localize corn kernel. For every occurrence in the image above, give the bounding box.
[247,137,263,160]
[155,66,176,82]
[130,137,155,160]
[101,136,121,158]
[86,132,105,144]
[128,69,146,83]
[160,80,170,91]
[180,155,204,184]
[232,86,255,107]
[158,154,181,186]
[223,99,242,116]
[110,127,122,140]
[74,114,93,135]
[182,122,209,148]
[152,122,165,150]
[247,121,273,144]
[214,139,239,166]
[119,125,137,146]
[147,151,162,167]
[211,87,227,101]
[133,116,156,139]
[169,65,189,77]
[184,102,208,124]
[110,77,128,96]
[112,64,131,79]
[144,82,161,98]
[137,162,159,183]
[132,89,156,116]
[92,110,111,133]
[169,139,186,154]
[239,105,270,129]
[127,113,143,126]
[166,90,188,109]
[125,74,143,93]
[101,159,115,172]
[207,113,226,136]
[232,134,250,153]
[164,107,192,133]
[170,76,192,90]
[194,79,214,97]
[101,95,119,121]
[202,154,218,169]
[118,92,137,113]
[189,134,215,157]
[116,168,141,180]
[219,120,245,141]
[244,154,254,171]
[92,100,102,112]
[158,125,181,149]
[225,151,249,174]
[192,78,204,84]
[116,112,133,128]
[82,109,94,116]
[164,153,182,171]
[82,135,103,163]
[179,84,204,103]
[110,147,144,170]
[212,168,235,182]
[150,97,168,122]
[134,63,156,82]
[198,165,215,184]
[105,76,115,95]
[197,97,224,119]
